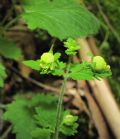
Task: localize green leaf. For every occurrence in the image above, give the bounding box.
[0,63,6,87]
[94,70,112,79]
[3,96,36,139]
[23,60,40,71]
[29,93,57,107]
[33,94,58,130]
[51,61,66,76]
[0,37,22,60]
[60,123,78,136]
[3,93,58,139]
[31,128,51,139]
[69,62,112,80]
[69,62,94,80]
[3,94,79,138]
[22,0,100,40]
[70,71,93,80]
[34,106,57,130]
[30,94,57,138]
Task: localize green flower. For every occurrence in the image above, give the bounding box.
[39,52,65,75]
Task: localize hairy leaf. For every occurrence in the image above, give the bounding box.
[60,123,78,136]
[32,94,57,130]
[29,93,57,107]
[3,96,36,139]
[31,128,51,139]
[3,94,58,139]
[22,0,100,39]
[34,106,57,130]
[3,94,80,138]
[69,62,94,80]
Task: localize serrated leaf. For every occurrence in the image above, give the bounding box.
[60,123,78,136]
[3,97,36,139]
[3,94,79,138]
[29,93,57,107]
[0,37,22,60]
[69,62,94,80]
[94,70,112,79]
[52,61,66,76]
[31,128,51,139]
[34,106,57,130]
[0,63,6,87]
[23,60,40,71]
[70,71,93,80]
[22,0,100,40]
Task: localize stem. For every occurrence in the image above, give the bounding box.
[54,56,71,139]
[0,125,12,139]
[100,31,109,47]
[4,16,19,30]
[0,104,6,109]
[49,38,56,52]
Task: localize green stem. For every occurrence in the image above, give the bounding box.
[49,38,56,53]
[54,56,71,139]
[100,31,109,47]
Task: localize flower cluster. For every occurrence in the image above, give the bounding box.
[39,52,65,75]
[64,38,80,55]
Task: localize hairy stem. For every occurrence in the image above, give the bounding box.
[54,56,71,139]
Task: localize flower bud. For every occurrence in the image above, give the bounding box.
[40,52,54,63]
[93,56,107,71]
[63,114,77,126]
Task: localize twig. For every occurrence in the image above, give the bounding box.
[50,38,57,52]
[0,104,6,109]
[4,16,20,30]
[7,28,30,33]
[0,125,12,139]
[8,66,59,93]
